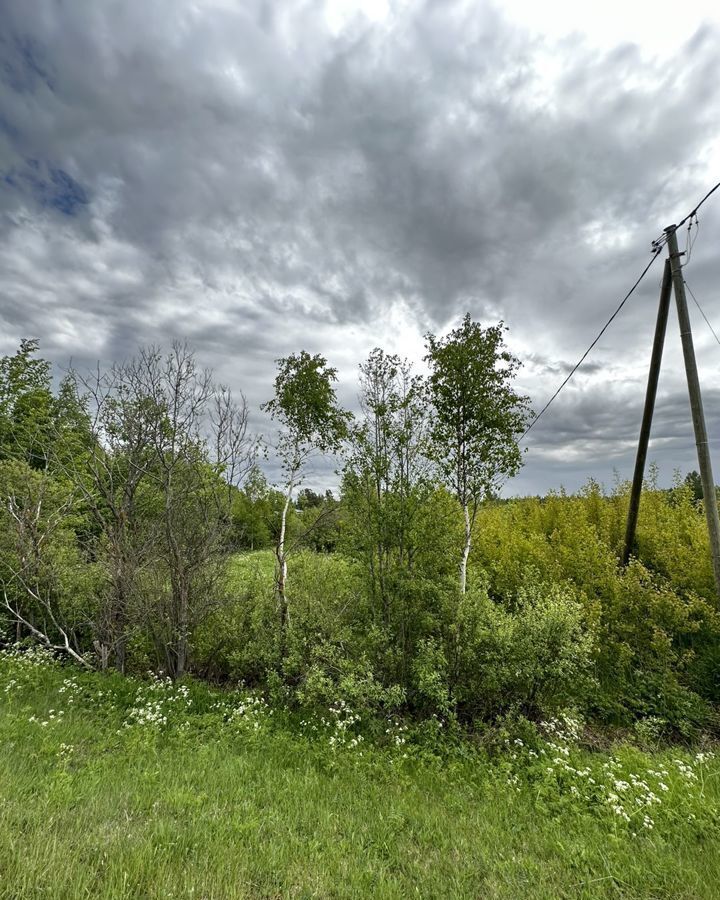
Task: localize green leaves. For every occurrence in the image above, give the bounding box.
[262,350,351,475]
[0,339,91,471]
[424,314,531,506]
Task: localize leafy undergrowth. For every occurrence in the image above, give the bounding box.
[1,648,719,899]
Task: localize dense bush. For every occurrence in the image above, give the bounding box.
[448,578,597,722]
[471,483,720,733]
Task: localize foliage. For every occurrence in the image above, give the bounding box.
[261,350,350,462]
[342,348,431,617]
[424,315,531,592]
[1,340,255,680]
[0,458,100,661]
[261,351,351,658]
[447,578,597,722]
[3,338,720,740]
[472,483,720,733]
[192,551,277,683]
[0,339,55,469]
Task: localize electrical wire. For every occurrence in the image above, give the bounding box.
[651,181,720,254]
[520,179,720,444]
[517,246,663,443]
[677,180,720,229]
[494,178,720,494]
[684,279,720,348]
[685,214,700,264]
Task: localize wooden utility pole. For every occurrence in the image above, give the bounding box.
[623,259,672,565]
[665,225,720,598]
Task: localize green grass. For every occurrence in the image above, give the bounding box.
[225,549,276,586]
[1,650,719,899]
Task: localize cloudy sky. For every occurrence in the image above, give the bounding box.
[2,0,720,495]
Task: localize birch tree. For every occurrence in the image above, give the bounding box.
[261,351,349,657]
[343,348,430,620]
[425,315,530,594]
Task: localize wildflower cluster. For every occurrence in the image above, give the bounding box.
[58,676,82,704]
[57,742,74,763]
[633,715,667,745]
[300,700,364,752]
[0,645,59,695]
[0,644,58,668]
[0,647,94,727]
[601,760,663,829]
[500,713,719,836]
[122,676,192,730]
[540,712,583,743]
[28,708,65,727]
[383,716,411,758]
[212,692,272,733]
[327,701,363,751]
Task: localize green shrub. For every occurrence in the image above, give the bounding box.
[471,483,720,731]
[191,551,276,683]
[447,577,596,722]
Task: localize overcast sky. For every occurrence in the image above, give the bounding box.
[2,0,720,495]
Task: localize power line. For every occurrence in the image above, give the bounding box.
[521,179,720,444]
[677,180,720,230]
[518,246,663,442]
[684,279,720,348]
[495,178,720,494]
[685,214,699,264]
[651,181,720,254]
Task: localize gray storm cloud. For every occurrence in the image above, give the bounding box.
[1,0,719,493]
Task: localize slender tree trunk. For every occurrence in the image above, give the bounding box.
[176,586,188,679]
[276,482,293,660]
[115,638,126,673]
[94,640,110,670]
[113,601,127,673]
[459,502,472,594]
[112,567,128,673]
[371,470,388,624]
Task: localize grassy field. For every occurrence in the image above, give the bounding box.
[1,648,719,900]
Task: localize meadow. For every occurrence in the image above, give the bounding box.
[1,645,719,900]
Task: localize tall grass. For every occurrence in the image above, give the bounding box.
[2,647,719,899]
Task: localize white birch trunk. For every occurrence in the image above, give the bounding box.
[459,502,472,595]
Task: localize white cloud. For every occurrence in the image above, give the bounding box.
[500,0,720,55]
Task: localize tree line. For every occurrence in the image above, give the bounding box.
[4,326,718,734]
[0,317,530,682]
